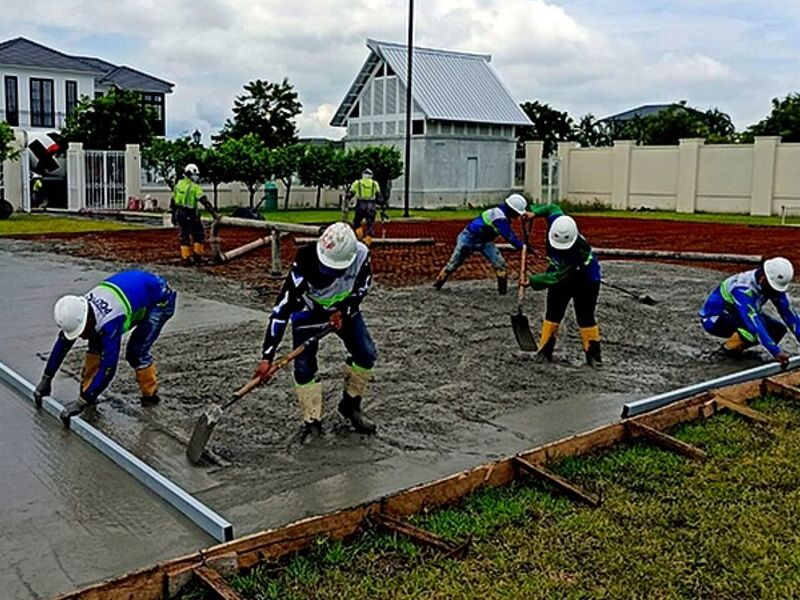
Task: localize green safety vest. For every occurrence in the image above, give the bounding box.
[350,178,380,201]
[173,177,204,210]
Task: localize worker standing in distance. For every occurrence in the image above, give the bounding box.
[33,270,177,425]
[348,168,382,246]
[699,257,799,367]
[433,193,529,295]
[172,163,214,265]
[255,222,377,440]
[524,203,602,366]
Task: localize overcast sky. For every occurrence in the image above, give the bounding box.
[2,0,798,139]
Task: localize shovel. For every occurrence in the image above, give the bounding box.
[511,221,537,351]
[186,324,335,464]
[601,279,657,306]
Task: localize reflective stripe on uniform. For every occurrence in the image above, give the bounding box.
[97,281,133,332]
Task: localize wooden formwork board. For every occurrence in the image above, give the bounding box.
[54,370,800,600]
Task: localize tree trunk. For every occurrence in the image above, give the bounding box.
[315,185,321,209]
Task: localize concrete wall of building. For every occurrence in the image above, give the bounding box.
[549,137,800,216]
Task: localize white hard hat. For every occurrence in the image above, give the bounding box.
[184,163,199,176]
[549,215,579,250]
[54,295,89,340]
[504,194,527,216]
[317,222,358,270]
[764,257,794,292]
[363,168,373,177]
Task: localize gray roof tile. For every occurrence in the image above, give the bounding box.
[0,37,101,73]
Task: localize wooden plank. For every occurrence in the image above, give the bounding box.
[762,377,800,401]
[714,395,772,425]
[626,421,708,461]
[514,456,600,507]
[193,566,243,600]
[373,513,469,559]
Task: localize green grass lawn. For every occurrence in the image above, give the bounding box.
[0,214,143,236]
[180,396,800,600]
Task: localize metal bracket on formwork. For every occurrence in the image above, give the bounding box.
[372,513,470,559]
[513,456,600,507]
[621,356,800,418]
[0,361,235,543]
[625,421,707,461]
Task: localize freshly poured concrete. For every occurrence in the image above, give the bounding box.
[2,247,794,598]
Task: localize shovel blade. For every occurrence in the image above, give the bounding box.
[186,405,223,465]
[511,312,537,352]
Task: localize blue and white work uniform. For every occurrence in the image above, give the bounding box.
[443,205,524,274]
[699,269,800,357]
[262,242,376,385]
[44,270,176,403]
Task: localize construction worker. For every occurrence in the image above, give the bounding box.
[349,168,382,246]
[172,163,213,265]
[255,222,377,440]
[524,203,602,366]
[32,175,46,208]
[699,257,799,367]
[32,270,177,426]
[433,193,528,295]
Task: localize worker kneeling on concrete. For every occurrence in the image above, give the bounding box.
[525,204,602,367]
[699,257,798,367]
[434,193,528,294]
[33,270,176,426]
[172,163,214,266]
[255,222,377,440]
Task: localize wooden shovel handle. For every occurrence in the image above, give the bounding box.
[234,376,263,398]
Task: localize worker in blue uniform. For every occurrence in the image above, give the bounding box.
[433,194,529,295]
[699,257,798,367]
[524,203,603,366]
[33,270,177,426]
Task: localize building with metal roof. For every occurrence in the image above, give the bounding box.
[332,39,531,208]
[599,103,702,123]
[0,37,173,135]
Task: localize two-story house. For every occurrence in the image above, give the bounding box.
[331,39,532,208]
[0,37,173,135]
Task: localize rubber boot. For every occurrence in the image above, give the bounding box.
[340,366,376,434]
[496,270,508,296]
[537,320,559,361]
[60,396,89,427]
[721,331,747,357]
[580,326,602,367]
[135,364,161,406]
[433,268,450,290]
[180,245,193,266]
[192,242,205,265]
[364,235,373,247]
[296,382,323,442]
[355,224,366,241]
[81,352,101,392]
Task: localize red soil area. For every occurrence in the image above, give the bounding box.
[25,216,800,289]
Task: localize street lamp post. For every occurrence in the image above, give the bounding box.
[402,0,415,218]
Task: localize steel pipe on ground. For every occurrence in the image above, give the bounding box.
[496,245,762,264]
[214,216,323,235]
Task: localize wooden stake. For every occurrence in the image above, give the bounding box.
[762,377,800,402]
[373,513,469,559]
[714,395,772,425]
[626,421,707,461]
[513,456,600,507]
[193,566,243,600]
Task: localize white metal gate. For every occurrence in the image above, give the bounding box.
[542,156,560,204]
[85,150,126,210]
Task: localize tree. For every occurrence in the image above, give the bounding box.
[0,122,19,162]
[200,146,235,209]
[518,101,575,156]
[572,114,612,148]
[342,146,404,204]
[271,143,306,209]
[743,93,800,143]
[216,79,302,149]
[298,144,338,208]
[61,88,155,150]
[217,134,271,208]
[610,102,736,145]
[141,136,205,190]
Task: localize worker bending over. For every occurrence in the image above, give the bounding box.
[172,163,213,265]
[34,270,177,425]
[525,203,602,366]
[256,222,377,440]
[699,257,799,367]
[434,193,528,295]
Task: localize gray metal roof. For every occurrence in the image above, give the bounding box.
[599,103,701,122]
[98,66,173,94]
[331,39,531,127]
[0,37,101,73]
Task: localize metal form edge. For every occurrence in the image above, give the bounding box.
[0,361,234,542]
[621,356,800,418]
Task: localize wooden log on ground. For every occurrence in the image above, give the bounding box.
[513,456,600,506]
[294,236,436,246]
[713,394,772,425]
[372,513,469,559]
[626,421,708,461]
[192,566,243,600]
[214,216,323,235]
[761,377,800,401]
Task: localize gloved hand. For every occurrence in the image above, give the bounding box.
[776,351,790,369]
[254,359,273,383]
[329,311,344,332]
[33,374,53,408]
